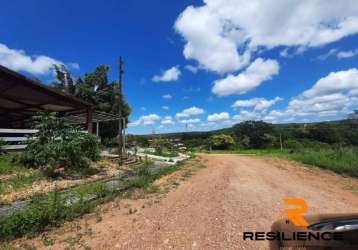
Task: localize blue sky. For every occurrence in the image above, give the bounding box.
[1,0,358,134]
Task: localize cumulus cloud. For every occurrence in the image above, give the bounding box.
[175,0,358,73]
[161,106,169,110]
[152,66,181,82]
[180,118,201,124]
[232,96,283,112]
[232,110,262,122]
[176,106,205,118]
[0,43,63,75]
[212,58,279,96]
[162,94,173,99]
[128,114,161,127]
[207,112,230,122]
[161,116,175,125]
[264,68,358,122]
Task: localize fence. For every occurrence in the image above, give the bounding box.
[0,129,38,151]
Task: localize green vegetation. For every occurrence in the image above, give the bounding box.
[0,161,184,240]
[0,171,44,197]
[132,118,358,177]
[145,150,178,158]
[287,144,358,177]
[143,138,179,157]
[52,64,131,142]
[0,155,26,175]
[210,134,235,149]
[17,113,100,177]
[0,155,46,197]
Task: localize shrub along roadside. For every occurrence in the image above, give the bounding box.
[0,162,183,240]
[286,145,358,177]
[16,113,100,177]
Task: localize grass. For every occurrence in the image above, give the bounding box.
[0,155,46,197]
[286,146,358,177]
[0,172,45,196]
[0,155,27,175]
[0,161,186,240]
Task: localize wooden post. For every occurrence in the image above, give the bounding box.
[96,122,99,137]
[86,108,93,134]
[279,133,283,151]
[118,57,124,158]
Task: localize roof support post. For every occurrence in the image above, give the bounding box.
[86,108,93,134]
[96,122,99,137]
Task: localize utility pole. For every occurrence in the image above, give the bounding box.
[118,57,125,159]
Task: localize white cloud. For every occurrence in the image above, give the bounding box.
[232,110,261,122]
[175,0,358,73]
[128,114,161,127]
[180,118,201,124]
[161,116,175,125]
[264,68,358,122]
[161,106,169,110]
[152,66,181,82]
[141,114,161,125]
[176,106,205,118]
[185,65,199,73]
[318,48,358,60]
[207,112,230,122]
[337,50,358,59]
[212,58,279,96]
[128,119,142,127]
[162,94,173,99]
[67,62,80,70]
[232,96,283,112]
[0,43,63,75]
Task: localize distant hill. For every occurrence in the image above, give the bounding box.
[132,119,358,138]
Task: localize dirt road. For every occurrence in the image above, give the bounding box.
[14,155,358,250]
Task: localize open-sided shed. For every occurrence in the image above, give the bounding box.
[0,65,119,132]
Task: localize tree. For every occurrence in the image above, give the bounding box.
[232,121,274,148]
[210,134,235,149]
[52,64,131,141]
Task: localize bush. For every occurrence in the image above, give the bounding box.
[210,134,235,149]
[233,121,274,148]
[17,113,100,174]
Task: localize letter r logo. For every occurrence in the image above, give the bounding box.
[284,198,309,227]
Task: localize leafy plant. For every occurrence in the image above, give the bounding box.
[17,113,100,175]
[52,64,131,142]
[210,134,235,149]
